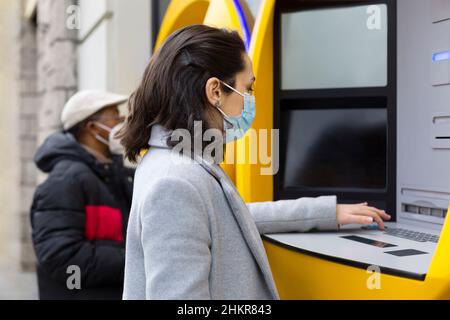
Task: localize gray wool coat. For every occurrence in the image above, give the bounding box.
[123,124,339,300]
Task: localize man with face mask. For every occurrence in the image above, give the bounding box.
[30,90,134,300]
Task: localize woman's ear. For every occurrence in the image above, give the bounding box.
[205,77,222,107]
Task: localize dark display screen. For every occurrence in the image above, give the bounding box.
[282,108,387,190]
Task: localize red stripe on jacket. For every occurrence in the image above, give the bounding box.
[84,205,124,242]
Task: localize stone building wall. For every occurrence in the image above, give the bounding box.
[17,2,39,272]
[18,0,78,271]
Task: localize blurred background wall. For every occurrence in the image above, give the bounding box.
[0,0,37,300]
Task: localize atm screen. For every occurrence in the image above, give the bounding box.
[281,5,388,90]
[281,108,387,190]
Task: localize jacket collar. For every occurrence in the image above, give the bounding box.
[80,144,113,164]
[148,124,172,149]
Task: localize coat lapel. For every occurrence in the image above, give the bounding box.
[148,125,280,299]
[193,155,280,300]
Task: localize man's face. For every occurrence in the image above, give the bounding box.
[96,105,124,128]
[88,105,124,143]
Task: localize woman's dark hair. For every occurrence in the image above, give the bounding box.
[118,24,247,163]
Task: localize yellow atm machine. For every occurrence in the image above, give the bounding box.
[247,0,450,299]
[155,0,450,299]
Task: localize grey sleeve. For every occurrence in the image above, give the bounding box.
[247,196,339,235]
[140,177,212,300]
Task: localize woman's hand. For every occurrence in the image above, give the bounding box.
[336,202,391,230]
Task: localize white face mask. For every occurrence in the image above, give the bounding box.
[93,122,125,155]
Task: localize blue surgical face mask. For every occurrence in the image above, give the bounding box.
[216,81,256,144]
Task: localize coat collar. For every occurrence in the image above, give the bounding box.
[148,124,173,149]
[80,144,113,164]
[147,125,280,299]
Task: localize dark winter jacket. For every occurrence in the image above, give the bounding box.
[30,132,134,300]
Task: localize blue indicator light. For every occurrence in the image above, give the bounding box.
[433,50,450,62]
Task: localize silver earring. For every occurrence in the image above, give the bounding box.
[215,100,221,108]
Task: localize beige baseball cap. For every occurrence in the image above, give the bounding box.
[61,90,128,130]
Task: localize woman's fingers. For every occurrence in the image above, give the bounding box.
[369,207,391,220]
[356,202,391,220]
[349,215,374,225]
[354,207,386,230]
[363,206,392,224]
[357,202,369,206]
[337,203,391,229]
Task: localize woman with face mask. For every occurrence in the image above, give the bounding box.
[119,25,390,300]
